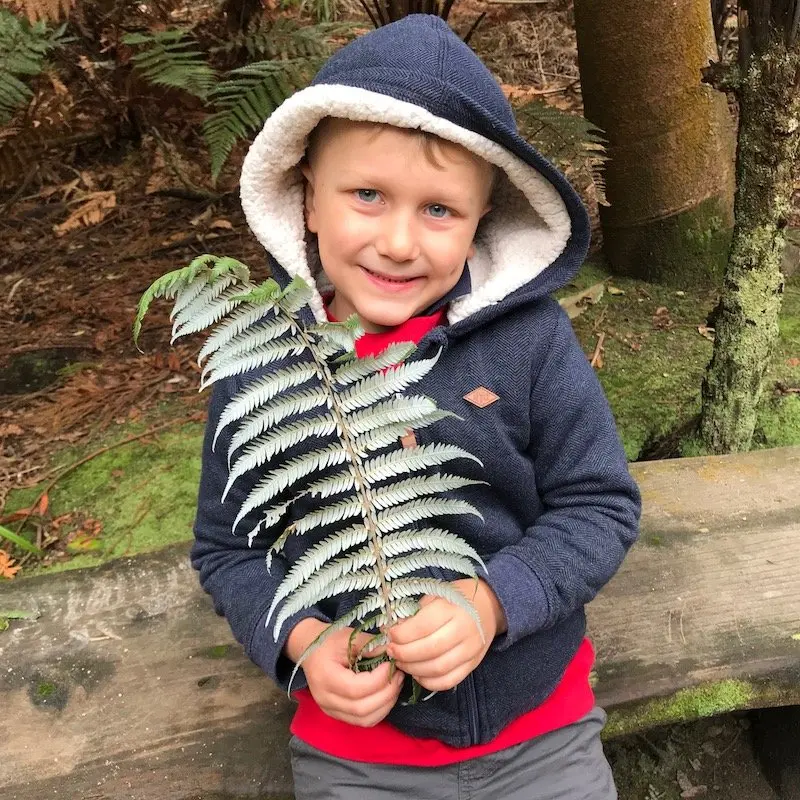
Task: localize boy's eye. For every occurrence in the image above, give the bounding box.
[356,189,379,203]
[427,204,450,219]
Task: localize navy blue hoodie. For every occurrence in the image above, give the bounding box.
[192,15,641,747]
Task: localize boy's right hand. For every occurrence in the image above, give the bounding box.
[284,618,405,728]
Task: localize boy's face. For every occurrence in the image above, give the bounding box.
[301,120,492,332]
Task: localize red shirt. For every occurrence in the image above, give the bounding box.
[290,305,596,765]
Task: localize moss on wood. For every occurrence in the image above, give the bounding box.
[604,680,755,737]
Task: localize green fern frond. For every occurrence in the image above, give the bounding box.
[516,99,610,206]
[136,256,486,688]
[0,9,68,124]
[220,17,354,61]
[203,59,314,181]
[124,29,217,100]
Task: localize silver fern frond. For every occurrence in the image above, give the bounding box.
[136,255,487,690]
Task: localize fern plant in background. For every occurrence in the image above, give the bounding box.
[123,29,218,100]
[135,255,486,684]
[0,7,69,124]
[124,21,353,181]
[516,99,609,206]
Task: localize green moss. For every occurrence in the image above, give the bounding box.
[568,262,717,459]
[204,644,232,659]
[601,194,734,287]
[36,681,56,697]
[6,422,204,575]
[565,263,800,458]
[604,680,754,738]
[755,395,800,447]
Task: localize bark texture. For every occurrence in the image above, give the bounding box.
[700,40,800,453]
[573,0,736,285]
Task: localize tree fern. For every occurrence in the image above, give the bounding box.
[135,255,486,689]
[218,17,354,61]
[202,59,315,182]
[0,8,68,125]
[123,29,217,101]
[516,99,610,206]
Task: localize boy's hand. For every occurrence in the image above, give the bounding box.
[285,619,405,727]
[386,578,507,693]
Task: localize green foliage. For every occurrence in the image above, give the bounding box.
[219,17,353,60]
[0,522,42,554]
[203,59,314,181]
[0,8,68,124]
[516,99,609,205]
[124,29,218,100]
[136,255,485,686]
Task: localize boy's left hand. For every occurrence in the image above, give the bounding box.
[386,578,508,692]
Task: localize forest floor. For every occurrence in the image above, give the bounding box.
[0,2,797,798]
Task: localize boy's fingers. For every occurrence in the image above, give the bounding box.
[395,643,472,679]
[389,599,452,645]
[388,618,461,664]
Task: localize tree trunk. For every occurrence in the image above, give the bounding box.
[699,35,800,453]
[573,0,736,286]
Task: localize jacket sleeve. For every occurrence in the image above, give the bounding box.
[190,375,331,691]
[483,305,641,650]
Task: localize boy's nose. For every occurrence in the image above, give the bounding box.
[375,213,420,263]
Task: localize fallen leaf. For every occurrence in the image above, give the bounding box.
[36,493,49,516]
[607,285,625,296]
[590,332,605,369]
[190,207,213,227]
[787,357,800,367]
[559,282,605,320]
[0,550,21,579]
[0,423,24,437]
[652,306,674,330]
[53,191,116,236]
[791,633,800,641]
[698,325,715,341]
[210,218,233,230]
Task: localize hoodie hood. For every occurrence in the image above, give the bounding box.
[240,14,590,328]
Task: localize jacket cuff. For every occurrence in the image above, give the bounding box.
[249,606,332,693]
[483,552,549,651]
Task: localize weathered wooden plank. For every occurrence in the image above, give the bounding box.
[1,446,799,799]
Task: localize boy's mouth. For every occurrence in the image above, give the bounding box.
[361,266,421,289]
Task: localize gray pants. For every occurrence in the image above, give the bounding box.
[289,707,617,800]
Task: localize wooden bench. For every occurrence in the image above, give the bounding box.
[2,446,799,800]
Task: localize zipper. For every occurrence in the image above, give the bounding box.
[463,673,480,744]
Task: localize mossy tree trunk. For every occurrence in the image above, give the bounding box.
[573,0,736,286]
[699,3,800,453]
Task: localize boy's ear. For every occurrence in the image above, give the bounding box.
[467,204,492,259]
[299,162,318,233]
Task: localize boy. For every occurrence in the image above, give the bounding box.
[193,14,641,800]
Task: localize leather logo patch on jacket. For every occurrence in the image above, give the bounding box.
[463,387,500,408]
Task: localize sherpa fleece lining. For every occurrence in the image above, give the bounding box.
[239,85,572,325]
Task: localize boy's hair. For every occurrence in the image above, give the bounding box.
[304,116,498,202]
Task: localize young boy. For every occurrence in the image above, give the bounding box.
[192,14,641,799]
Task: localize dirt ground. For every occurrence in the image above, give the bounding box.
[608,714,779,800]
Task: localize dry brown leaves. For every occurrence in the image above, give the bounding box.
[53,190,116,236]
[0,549,21,579]
[652,306,675,331]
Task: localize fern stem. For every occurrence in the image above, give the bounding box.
[287,312,398,634]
